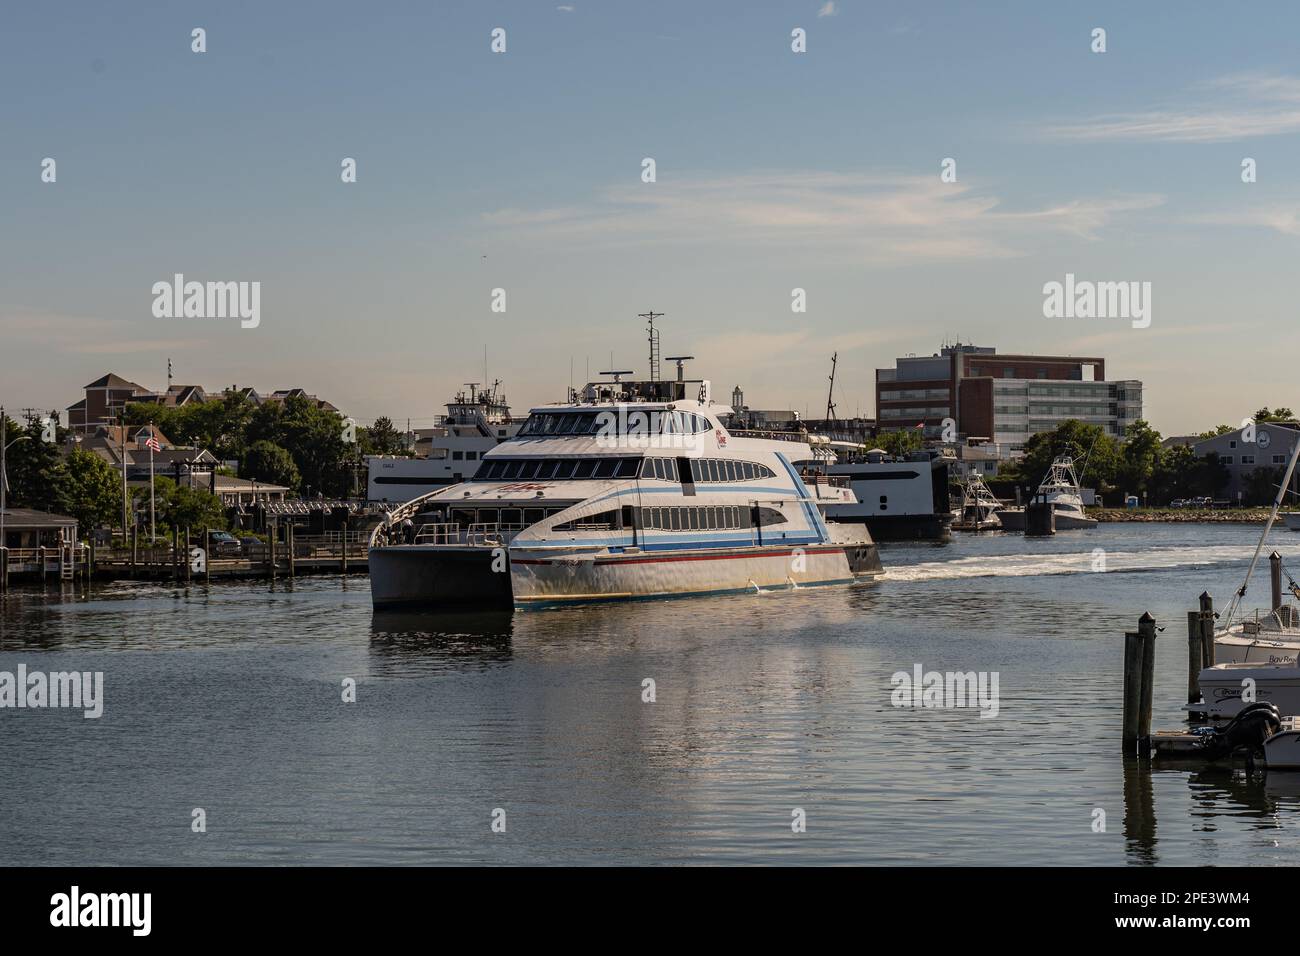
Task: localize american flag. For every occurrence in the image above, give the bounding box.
[145,434,161,452]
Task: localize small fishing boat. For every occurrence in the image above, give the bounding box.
[995,455,1097,531]
[950,473,1002,532]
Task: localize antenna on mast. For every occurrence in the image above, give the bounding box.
[640,310,664,382]
[825,352,838,423]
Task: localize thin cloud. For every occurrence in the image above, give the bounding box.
[1193,205,1300,236]
[1043,72,1300,143]
[557,5,575,11]
[817,2,837,17]
[482,172,1163,265]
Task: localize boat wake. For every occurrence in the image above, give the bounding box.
[885,544,1275,583]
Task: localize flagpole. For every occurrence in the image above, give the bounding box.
[149,421,156,544]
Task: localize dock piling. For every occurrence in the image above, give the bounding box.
[1271,551,1283,611]
[1199,591,1215,668]
[1123,612,1158,756]
[1187,610,1203,704]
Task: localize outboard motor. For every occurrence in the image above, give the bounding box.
[1197,701,1283,762]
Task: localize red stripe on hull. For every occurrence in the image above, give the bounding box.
[512,546,847,567]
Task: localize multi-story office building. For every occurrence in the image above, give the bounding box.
[876,343,1142,453]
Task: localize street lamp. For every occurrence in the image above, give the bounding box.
[0,406,34,550]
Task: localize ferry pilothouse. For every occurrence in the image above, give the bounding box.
[369,365,883,608]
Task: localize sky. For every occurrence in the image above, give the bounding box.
[4,1,1300,435]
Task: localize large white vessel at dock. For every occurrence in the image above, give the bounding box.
[366,383,522,502]
[369,363,883,609]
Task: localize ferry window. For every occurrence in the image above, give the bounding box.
[617,458,640,478]
[641,458,656,479]
[759,465,774,479]
[517,460,540,479]
[452,509,475,526]
[554,459,578,479]
[581,413,603,435]
[593,458,617,479]
[524,508,544,525]
[666,458,679,482]
[688,508,701,530]
[741,462,755,480]
[756,507,788,527]
[478,509,500,525]
[702,459,715,482]
[698,417,712,431]
[649,458,662,480]
[669,508,682,531]
[452,451,464,460]
[466,451,478,460]
[720,461,733,482]
[621,505,635,529]
[536,460,558,479]
[647,508,659,529]
[502,461,522,479]
[569,459,593,479]
[500,509,522,525]
[731,506,742,527]
[704,507,715,530]
[539,415,560,435]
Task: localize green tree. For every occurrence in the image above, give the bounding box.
[1018,420,1119,493]
[151,476,226,531]
[1116,420,1164,498]
[360,416,407,456]
[1243,465,1286,507]
[3,411,68,511]
[872,428,923,458]
[241,440,301,490]
[58,448,122,532]
[1197,424,1234,439]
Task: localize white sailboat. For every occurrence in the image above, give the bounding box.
[1191,435,1300,716]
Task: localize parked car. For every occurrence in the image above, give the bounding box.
[207,531,242,557]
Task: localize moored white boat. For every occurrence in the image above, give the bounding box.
[996,455,1097,530]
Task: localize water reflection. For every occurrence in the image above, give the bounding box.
[369,609,514,675]
[1122,757,1157,865]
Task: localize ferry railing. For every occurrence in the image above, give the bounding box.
[465,522,525,546]
[414,522,461,545]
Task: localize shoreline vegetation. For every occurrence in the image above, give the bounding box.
[1086,507,1278,523]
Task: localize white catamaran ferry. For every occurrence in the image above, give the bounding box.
[369,365,883,608]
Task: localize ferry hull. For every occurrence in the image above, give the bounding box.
[509,543,880,606]
[368,546,513,609]
[841,513,952,541]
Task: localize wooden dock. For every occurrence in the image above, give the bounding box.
[1,532,369,589]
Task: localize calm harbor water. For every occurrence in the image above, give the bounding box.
[4,522,1300,866]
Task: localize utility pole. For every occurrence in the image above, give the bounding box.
[119,415,129,547]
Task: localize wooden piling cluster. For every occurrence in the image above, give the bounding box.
[1122,612,1159,756]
